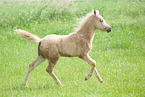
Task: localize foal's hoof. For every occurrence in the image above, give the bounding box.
[85,77,88,80]
[22,84,29,87]
[99,79,103,83]
[56,82,63,86]
[22,83,29,87]
[25,85,29,87]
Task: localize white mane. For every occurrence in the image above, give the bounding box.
[74,12,94,32]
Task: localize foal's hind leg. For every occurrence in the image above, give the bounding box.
[22,56,46,87]
[80,54,103,82]
[46,57,62,85]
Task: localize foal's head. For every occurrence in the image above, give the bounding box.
[93,10,112,33]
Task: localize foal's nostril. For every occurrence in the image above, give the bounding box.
[107,28,112,33]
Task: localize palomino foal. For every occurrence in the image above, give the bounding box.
[15,10,111,87]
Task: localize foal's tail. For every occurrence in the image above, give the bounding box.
[14,29,41,43]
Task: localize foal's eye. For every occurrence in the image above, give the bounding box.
[100,19,103,23]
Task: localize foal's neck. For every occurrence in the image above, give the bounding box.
[77,16,96,42]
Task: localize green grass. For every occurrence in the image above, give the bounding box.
[0,0,145,96]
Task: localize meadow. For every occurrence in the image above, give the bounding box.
[0,0,145,96]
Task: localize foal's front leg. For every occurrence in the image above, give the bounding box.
[80,54,103,83]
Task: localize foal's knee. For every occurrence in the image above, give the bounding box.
[90,61,96,67]
[28,63,34,71]
[46,68,52,74]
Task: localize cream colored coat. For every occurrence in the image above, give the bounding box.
[14,10,111,86]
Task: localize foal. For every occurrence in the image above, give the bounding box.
[15,10,111,86]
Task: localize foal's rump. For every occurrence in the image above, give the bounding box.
[39,35,62,58]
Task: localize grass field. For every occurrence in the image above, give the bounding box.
[0,0,145,96]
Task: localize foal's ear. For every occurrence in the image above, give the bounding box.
[93,10,99,16]
[94,10,96,16]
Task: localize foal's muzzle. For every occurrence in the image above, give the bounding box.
[107,27,112,33]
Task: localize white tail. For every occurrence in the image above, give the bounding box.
[14,29,41,43]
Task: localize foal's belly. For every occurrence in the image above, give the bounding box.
[59,43,79,57]
[59,37,81,57]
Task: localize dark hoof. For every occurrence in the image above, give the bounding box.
[100,80,103,83]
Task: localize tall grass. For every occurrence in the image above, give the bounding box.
[0,0,145,96]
